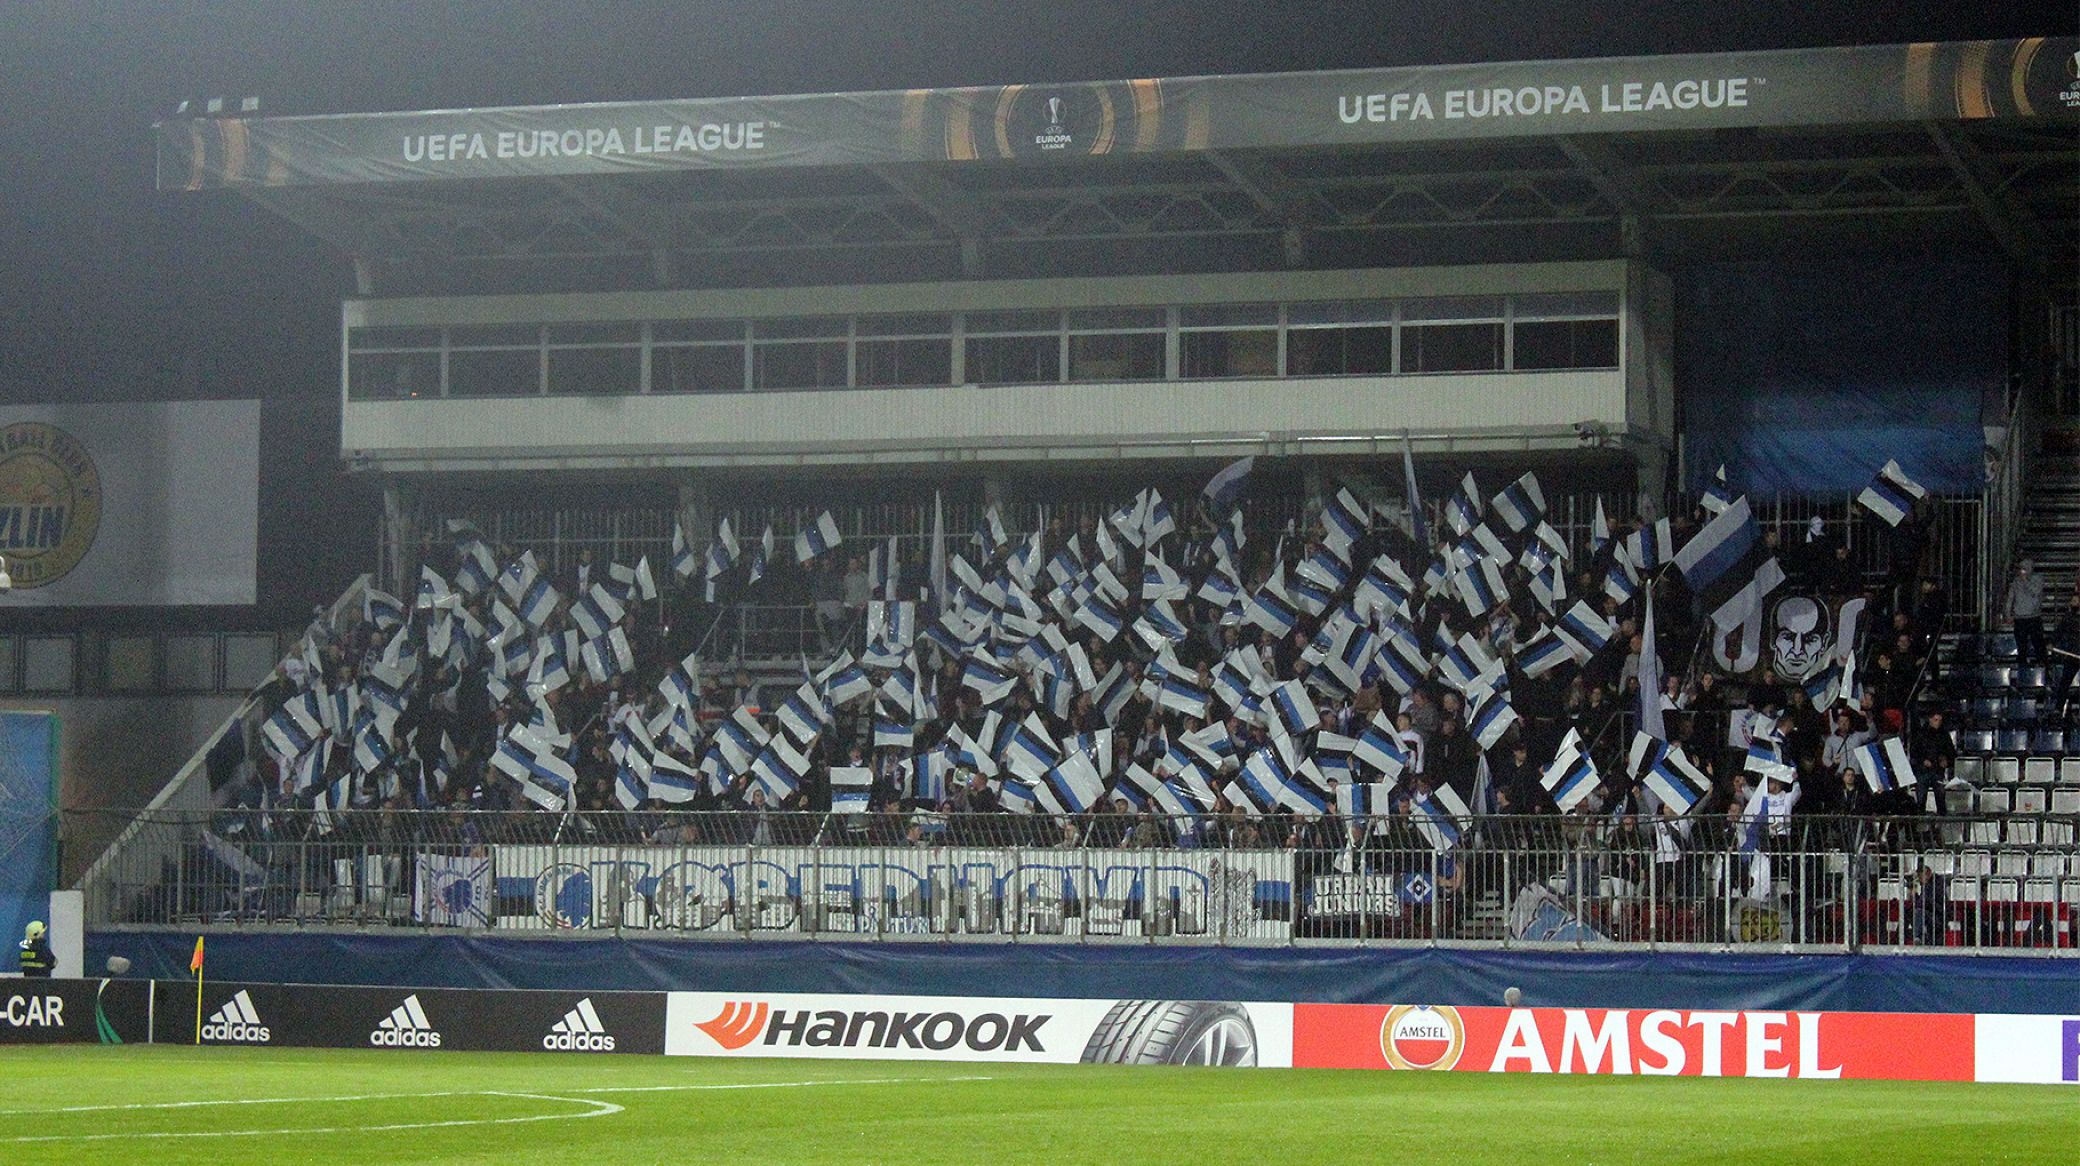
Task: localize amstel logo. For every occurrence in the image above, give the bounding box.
[0,422,100,589]
[695,1001,770,1050]
[1379,1005,1467,1071]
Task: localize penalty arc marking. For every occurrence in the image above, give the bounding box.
[0,1091,623,1144]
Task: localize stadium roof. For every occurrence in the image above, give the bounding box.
[160,37,2079,295]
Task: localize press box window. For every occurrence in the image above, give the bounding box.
[965,310,1062,385]
[1512,318,1619,370]
[654,320,747,393]
[856,314,953,387]
[447,325,543,397]
[347,326,442,400]
[1284,300,1393,376]
[753,317,847,391]
[1181,304,1279,379]
[547,323,641,396]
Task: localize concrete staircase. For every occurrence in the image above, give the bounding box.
[2011,425,2080,598]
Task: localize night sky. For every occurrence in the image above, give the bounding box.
[0,1,2068,618]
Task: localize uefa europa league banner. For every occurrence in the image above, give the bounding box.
[0,401,259,606]
[162,38,2080,190]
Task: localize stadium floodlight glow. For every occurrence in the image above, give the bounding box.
[206,97,224,114]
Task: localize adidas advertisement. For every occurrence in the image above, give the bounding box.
[543,998,616,1052]
[665,992,1295,1067]
[155,982,665,1055]
[371,994,443,1047]
[200,990,271,1044]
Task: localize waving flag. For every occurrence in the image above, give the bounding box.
[1413,786,1471,851]
[746,525,774,587]
[1555,600,1614,662]
[1401,432,1428,548]
[1468,688,1519,751]
[492,724,577,811]
[1590,497,1612,558]
[1638,588,1666,742]
[794,511,843,564]
[263,694,324,760]
[912,748,955,803]
[1239,748,1328,815]
[1353,713,1409,779]
[1120,763,1197,818]
[1540,728,1600,812]
[1490,471,1545,533]
[1700,465,1735,515]
[1517,630,1572,678]
[1630,733,1711,814]
[570,584,623,640]
[1446,472,1481,536]
[457,540,498,595]
[1296,547,1353,592]
[1856,459,1928,527]
[1203,455,1255,517]
[363,587,405,631]
[750,736,812,800]
[1627,518,1675,572]
[1045,751,1107,814]
[671,522,700,578]
[1321,487,1369,553]
[1246,565,1301,636]
[830,766,873,813]
[961,655,1017,705]
[1142,551,1188,602]
[1853,736,1915,794]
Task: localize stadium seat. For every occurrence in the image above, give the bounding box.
[1987,632,2018,661]
[1967,698,2003,726]
[2015,666,2049,694]
[1969,821,2003,845]
[2024,757,2057,784]
[1995,729,2032,753]
[2024,878,2057,906]
[1977,788,2012,814]
[1985,877,2021,904]
[1955,756,1984,784]
[2061,758,2080,784]
[2006,821,2039,845]
[1978,666,2013,693]
[2030,853,2067,878]
[1950,875,1984,903]
[2004,697,2039,725]
[2015,788,2049,815]
[1988,756,2022,783]
[2045,822,2077,846]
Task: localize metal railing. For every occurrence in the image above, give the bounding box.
[78,808,2080,954]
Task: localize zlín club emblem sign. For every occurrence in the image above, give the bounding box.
[0,422,102,589]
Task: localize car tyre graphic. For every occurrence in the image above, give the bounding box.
[1080,1000,1258,1066]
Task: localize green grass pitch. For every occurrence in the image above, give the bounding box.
[2,1045,2073,1165]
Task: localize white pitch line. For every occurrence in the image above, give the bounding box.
[573,1075,997,1094]
[0,1091,623,1143]
[0,1090,478,1116]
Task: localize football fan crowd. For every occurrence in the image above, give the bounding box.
[241,460,1951,877]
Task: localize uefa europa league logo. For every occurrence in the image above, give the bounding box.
[1046,95,1064,129]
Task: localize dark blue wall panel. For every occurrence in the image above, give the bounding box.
[91,928,2080,1016]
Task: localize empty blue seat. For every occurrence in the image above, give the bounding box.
[2031,729,2067,754]
[1980,665,2014,691]
[1969,697,2004,726]
[2014,666,2049,693]
[1987,632,2018,661]
[1996,728,2033,753]
[2004,697,2038,725]
[1958,728,1997,754]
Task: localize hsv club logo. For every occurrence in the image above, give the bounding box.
[1380,1005,1466,1071]
[696,1001,770,1050]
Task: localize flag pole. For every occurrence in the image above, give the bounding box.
[190,933,205,1045]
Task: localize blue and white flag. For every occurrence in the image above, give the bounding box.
[997,778,1040,815]
[1455,556,1506,619]
[976,505,1009,557]
[1144,489,1176,545]
[912,748,955,803]
[1414,786,1471,851]
[580,627,634,684]
[570,583,622,640]
[1555,600,1614,663]
[873,715,913,750]
[263,693,324,760]
[750,737,812,800]
[457,540,498,596]
[1629,732,1711,814]
[1700,465,1735,515]
[1353,713,1409,779]
[1296,546,1353,592]
[1517,630,1572,679]
[1074,592,1126,643]
[1157,674,1212,720]
[793,511,843,564]
[746,525,774,587]
[829,766,874,813]
[363,587,405,631]
[1203,455,1255,517]
[1239,747,1327,815]
[1540,728,1600,812]
[1853,736,1915,794]
[1376,630,1429,697]
[1134,599,1189,649]
[1320,487,1369,554]
[1001,715,1059,783]
[1400,431,1428,548]
[1590,497,1612,558]
[1745,739,1796,785]
[1529,555,1567,614]
[1856,459,1928,527]
[1355,554,1413,620]
[1468,688,1519,752]
[672,522,700,578]
[1337,781,1391,821]
[492,724,577,811]
[714,707,771,773]
[1446,472,1481,537]
[1120,763,1196,818]
[961,655,1018,705]
[1638,588,1666,742]
[1270,679,1320,738]
[1490,471,1545,533]
[1141,551,1189,602]
[1246,565,1301,636]
[647,751,702,805]
[1045,751,1107,814]
[1627,518,1675,572]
